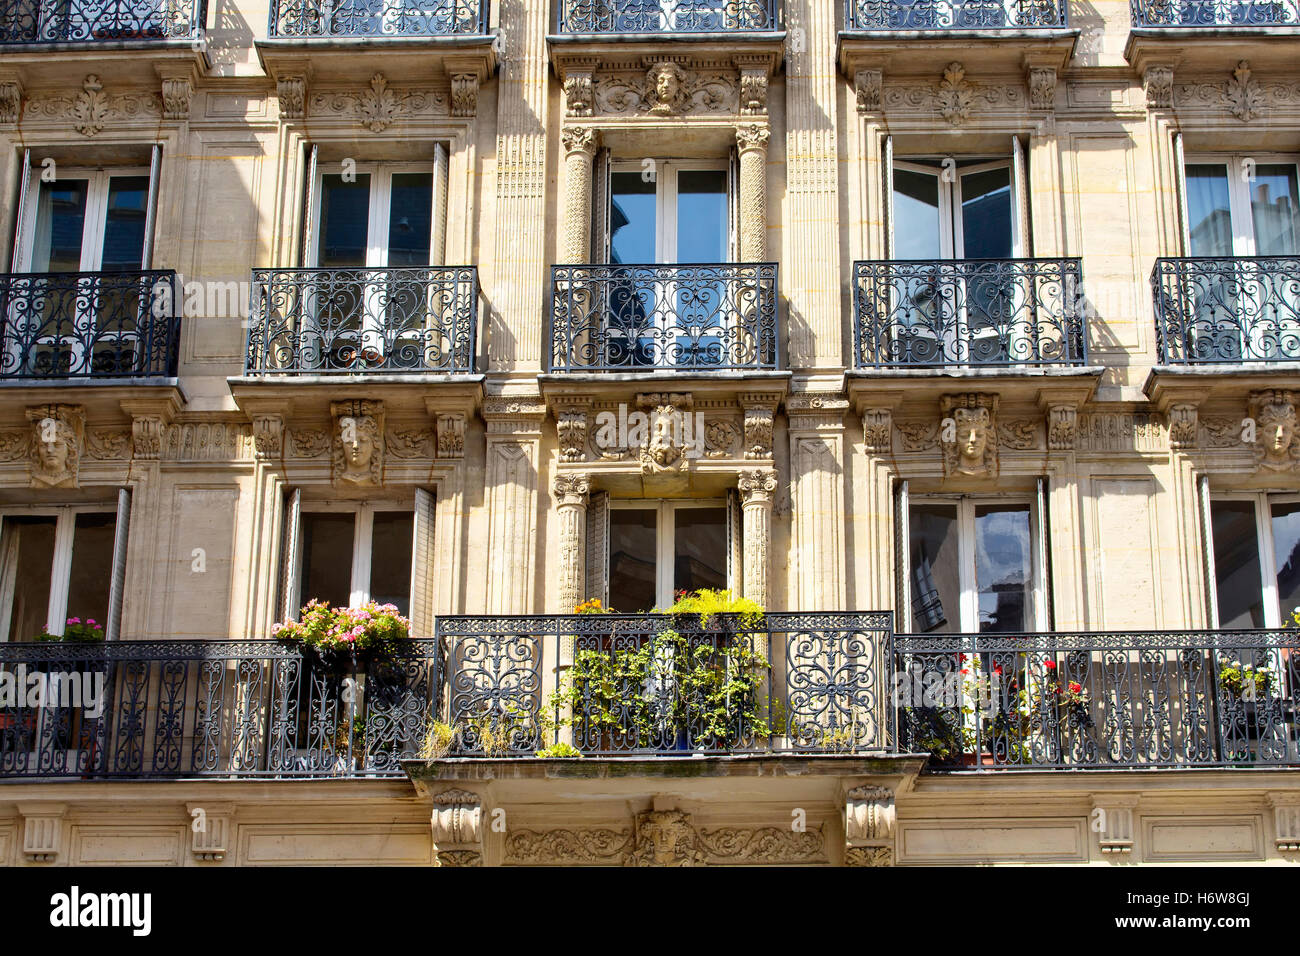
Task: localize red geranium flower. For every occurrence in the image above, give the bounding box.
[1069,681,1082,694]
[1044,659,1057,670]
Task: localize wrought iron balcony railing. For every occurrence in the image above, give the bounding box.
[896,629,1300,769]
[556,0,779,34]
[0,270,181,380]
[852,257,1087,369]
[0,0,205,43]
[1130,0,1300,27]
[1152,257,1300,364]
[267,0,488,39]
[549,263,779,372]
[845,0,1066,30]
[440,613,894,756]
[246,266,480,375]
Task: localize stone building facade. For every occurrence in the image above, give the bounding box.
[0,0,1298,866]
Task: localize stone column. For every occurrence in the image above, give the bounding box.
[736,124,771,262]
[551,472,591,614]
[738,468,777,608]
[560,126,600,264]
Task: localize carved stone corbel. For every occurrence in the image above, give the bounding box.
[862,408,893,454]
[739,396,777,460]
[1093,797,1137,855]
[450,72,479,117]
[736,56,769,115]
[936,62,973,126]
[854,69,882,113]
[19,804,66,864]
[1268,793,1300,852]
[157,64,195,121]
[1143,65,1174,110]
[556,405,590,463]
[1027,66,1056,111]
[0,72,23,124]
[431,789,483,866]
[435,412,467,459]
[1046,403,1078,451]
[844,785,895,866]
[1167,403,1199,450]
[276,74,309,120]
[187,803,234,863]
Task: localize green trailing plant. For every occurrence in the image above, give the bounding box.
[34,617,105,642]
[662,588,764,630]
[535,742,583,758]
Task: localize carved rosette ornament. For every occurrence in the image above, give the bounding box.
[1047,404,1078,451]
[937,63,973,126]
[1167,404,1199,451]
[626,809,706,867]
[26,405,84,489]
[643,61,692,115]
[431,789,482,867]
[736,124,771,261]
[854,69,882,113]
[331,400,385,486]
[845,785,896,867]
[277,75,307,119]
[940,394,999,479]
[1144,65,1174,109]
[1226,60,1263,122]
[1249,390,1300,472]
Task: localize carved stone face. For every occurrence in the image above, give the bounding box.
[646,63,687,113]
[31,416,78,486]
[1261,403,1296,458]
[956,408,990,466]
[38,429,70,475]
[336,415,379,484]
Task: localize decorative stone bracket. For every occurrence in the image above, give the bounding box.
[1269,793,1300,852]
[844,785,895,866]
[187,803,234,862]
[1093,797,1137,855]
[431,789,483,866]
[19,804,66,864]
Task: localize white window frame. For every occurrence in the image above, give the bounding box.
[1208,491,1300,630]
[0,505,120,642]
[310,162,442,269]
[892,156,1025,260]
[1183,152,1300,256]
[609,498,729,609]
[15,166,152,273]
[292,500,415,610]
[608,159,733,263]
[907,495,1048,633]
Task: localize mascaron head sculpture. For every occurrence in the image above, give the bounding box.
[331,400,385,486]
[940,394,999,479]
[1250,390,1300,472]
[26,405,84,488]
[644,61,689,115]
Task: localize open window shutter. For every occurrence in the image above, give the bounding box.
[727,488,743,594]
[585,490,609,604]
[728,145,741,261]
[300,143,318,266]
[1035,477,1053,630]
[431,142,449,267]
[1198,474,1220,628]
[278,488,302,622]
[883,134,895,260]
[1011,135,1031,257]
[409,487,437,637]
[0,519,16,642]
[10,148,30,272]
[1173,132,1192,254]
[894,477,910,632]
[105,488,132,641]
[142,144,162,268]
[590,147,611,263]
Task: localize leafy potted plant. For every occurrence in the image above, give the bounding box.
[33,617,105,643]
[272,599,410,665]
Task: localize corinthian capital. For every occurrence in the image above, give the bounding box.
[736,123,771,154]
[561,125,600,158]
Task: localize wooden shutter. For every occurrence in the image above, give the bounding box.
[1173,132,1192,254]
[586,490,609,604]
[590,147,611,263]
[894,477,910,632]
[278,488,302,622]
[1035,477,1053,630]
[105,488,132,641]
[409,488,437,637]
[142,144,162,268]
[1011,135,1031,257]
[1198,474,1220,628]
[300,143,318,266]
[883,134,895,260]
[10,147,30,271]
[727,488,743,594]
[431,142,449,267]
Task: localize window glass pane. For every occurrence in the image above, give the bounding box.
[66,512,115,633]
[1272,501,1300,621]
[1250,164,1300,256]
[893,167,943,260]
[959,167,1013,259]
[673,507,727,597]
[609,508,656,612]
[31,180,88,272]
[100,176,149,271]
[318,174,371,267]
[1185,164,1234,256]
[386,173,433,267]
[299,513,356,609]
[1210,500,1264,628]
[974,505,1032,633]
[2,517,56,642]
[676,170,728,262]
[908,504,960,633]
[369,512,413,615]
[609,172,657,263]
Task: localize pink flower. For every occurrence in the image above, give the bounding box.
[68,617,80,625]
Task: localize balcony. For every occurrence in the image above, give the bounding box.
[245,265,480,375]
[845,0,1067,30]
[851,257,1088,370]
[548,263,779,373]
[555,0,779,35]
[267,0,489,39]
[0,0,205,44]
[1130,0,1300,27]
[0,269,181,381]
[1152,256,1300,366]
